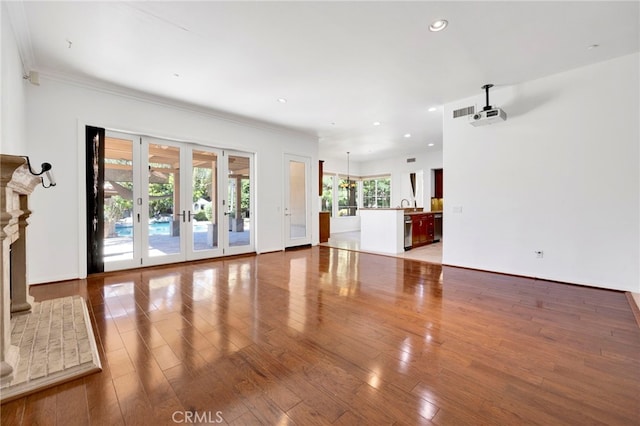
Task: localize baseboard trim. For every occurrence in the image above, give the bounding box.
[625,292,640,328]
[441,263,631,293]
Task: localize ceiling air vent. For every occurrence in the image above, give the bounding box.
[453,106,475,118]
[406,158,416,163]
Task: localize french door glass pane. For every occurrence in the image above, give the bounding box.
[103,136,134,263]
[148,143,181,257]
[192,149,218,251]
[228,154,250,247]
[289,160,306,238]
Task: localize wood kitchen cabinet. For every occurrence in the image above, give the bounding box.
[411,215,423,246]
[319,211,330,243]
[426,214,435,243]
[411,213,435,248]
[434,169,443,199]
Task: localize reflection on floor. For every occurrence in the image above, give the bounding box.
[321,231,442,264]
[9,248,638,425]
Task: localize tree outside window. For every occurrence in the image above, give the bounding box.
[362,177,391,208]
[338,178,358,216]
[324,172,387,217]
[321,176,333,216]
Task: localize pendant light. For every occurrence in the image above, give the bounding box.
[339,152,357,190]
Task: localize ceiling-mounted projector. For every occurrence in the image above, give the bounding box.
[470,84,507,126]
[470,108,507,126]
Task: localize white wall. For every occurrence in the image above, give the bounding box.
[25,76,318,284]
[443,53,639,292]
[1,3,28,155]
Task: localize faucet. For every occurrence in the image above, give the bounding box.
[401,199,410,208]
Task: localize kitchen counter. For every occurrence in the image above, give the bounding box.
[360,207,426,213]
[404,211,442,216]
[404,210,442,215]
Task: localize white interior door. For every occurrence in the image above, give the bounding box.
[284,154,311,247]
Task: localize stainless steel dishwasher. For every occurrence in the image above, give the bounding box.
[404,216,413,250]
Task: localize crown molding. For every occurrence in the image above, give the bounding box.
[5,0,35,74]
[37,69,318,140]
[3,1,317,141]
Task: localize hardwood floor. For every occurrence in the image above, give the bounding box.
[2,246,639,425]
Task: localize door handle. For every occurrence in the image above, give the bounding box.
[188,211,191,222]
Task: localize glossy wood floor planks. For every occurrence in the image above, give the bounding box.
[2,246,639,425]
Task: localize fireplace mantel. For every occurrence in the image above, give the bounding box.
[0,154,43,380]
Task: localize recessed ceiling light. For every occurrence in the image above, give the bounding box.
[428,107,437,112]
[587,44,599,50]
[404,133,412,138]
[429,19,448,32]
[278,98,287,103]
[173,73,180,78]
[373,121,381,126]
[428,143,435,147]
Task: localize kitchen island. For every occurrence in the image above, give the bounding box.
[360,208,423,254]
[360,208,404,254]
[360,208,442,255]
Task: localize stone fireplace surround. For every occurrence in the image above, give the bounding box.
[0,155,101,400]
[0,154,41,380]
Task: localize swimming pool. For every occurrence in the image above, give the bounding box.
[115,222,208,237]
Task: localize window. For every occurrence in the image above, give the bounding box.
[338,178,358,216]
[323,172,389,217]
[321,176,333,216]
[362,176,391,208]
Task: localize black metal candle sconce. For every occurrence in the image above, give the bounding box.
[23,156,56,188]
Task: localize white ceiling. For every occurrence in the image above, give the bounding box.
[8,1,640,162]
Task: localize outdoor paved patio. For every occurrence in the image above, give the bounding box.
[104,223,250,262]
